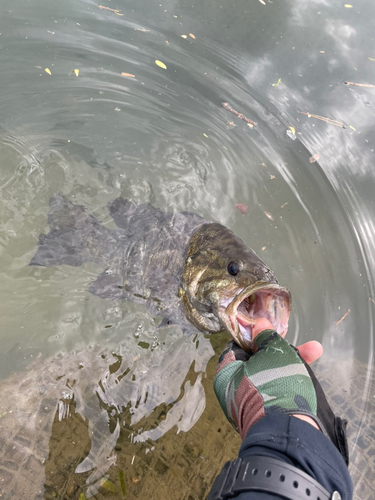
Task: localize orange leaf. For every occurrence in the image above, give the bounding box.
[121,72,135,78]
[235,204,248,215]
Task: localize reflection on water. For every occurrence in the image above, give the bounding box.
[0,0,374,498]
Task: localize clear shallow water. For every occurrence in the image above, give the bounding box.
[0,0,374,498]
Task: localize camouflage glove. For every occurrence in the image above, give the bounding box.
[214,330,349,464]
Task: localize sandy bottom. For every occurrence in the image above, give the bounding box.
[0,350,374,500]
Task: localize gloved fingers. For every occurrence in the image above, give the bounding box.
[252,328,282,351]
[218,340,251,365]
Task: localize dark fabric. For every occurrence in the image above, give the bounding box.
[210,413,353,500]
[219,340,251,364]
[303,359,349,465]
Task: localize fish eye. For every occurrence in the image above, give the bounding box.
[227,261,240,276]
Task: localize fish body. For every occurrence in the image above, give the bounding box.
[30,195,291,350]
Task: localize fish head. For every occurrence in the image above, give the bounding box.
[181,223,291,351]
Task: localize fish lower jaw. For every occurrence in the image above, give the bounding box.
[222,285,291,351]
[237,318,253,346]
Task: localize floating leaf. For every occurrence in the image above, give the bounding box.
[272,78,281,87]
[289,125,296,135]
[134,28,150,32]
[236,204,248,215]
[203,133,208,138]
[349,125,356,131]
[119,470,126,497]
[121,72,135,77]
[264,211,274,221]
[181,35,187,39]
[309,154,320,163]
[155,60,167,69]
[344,4,353,7]
[369,57,375,61]
[45,68,51,75]
[189,33,196,39]
[259,0,266,4]
[74,69,79,77]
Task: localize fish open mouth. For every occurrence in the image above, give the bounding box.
[219,282,291,351]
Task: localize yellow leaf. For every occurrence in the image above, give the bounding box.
[203,133,208,138]
[155,60,167,69]
[272,78,281,87]
[189,33,195,39]
[100,478,117,493]
[121,72,135,77]
[344,4,353,7]
[289,126,296,135]
[74,69,79,77]
[368,57,375,61]
[181,35,187,39]
[349,125,356,131]
[45,68,51,75]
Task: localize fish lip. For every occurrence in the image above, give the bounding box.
[218,282,291,352]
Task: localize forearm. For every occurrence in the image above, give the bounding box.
[210,413,352,500]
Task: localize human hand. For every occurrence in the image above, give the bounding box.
[251,319,322,429]
[253,318,323,365]
[214,319,349,463]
